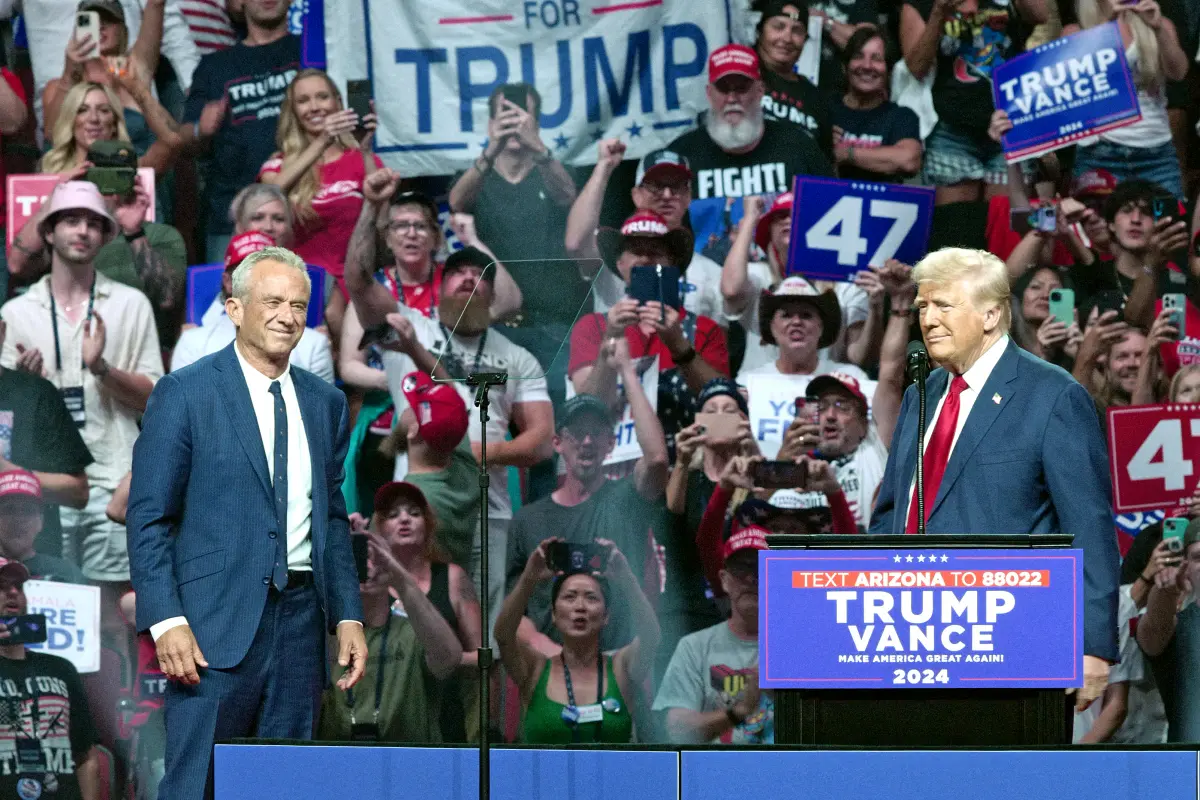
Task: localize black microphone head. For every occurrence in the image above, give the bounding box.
[906,340,927,361]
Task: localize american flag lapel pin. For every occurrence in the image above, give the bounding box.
[992,393,1002,404]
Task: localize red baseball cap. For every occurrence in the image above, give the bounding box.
[1072,169,1118,200]
[400,371,469,451]
[225,231,276,271]
[806,371,868,407]
[754,192,793,253]
[0,557,30,584]
[596,209,695,274]
[708,44,761,84]
[723,525,769,561]
[0,470,41,503]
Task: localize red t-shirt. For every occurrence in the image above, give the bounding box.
[0,68,26,218]
[382,263,444,319]
[568,312,730,377]
[259,148,384,292]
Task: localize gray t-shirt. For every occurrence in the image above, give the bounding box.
[652,621,773,744]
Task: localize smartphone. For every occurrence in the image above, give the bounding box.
[546,541,605,574]
[1163,517,1188,553]
[1036,205,1057,233]
[501,84,530,112]
[351,533,370,584]
[694,412,741,446]
[358,322,399,351]
[794,397,820,425]
[628,264,682,316]
[346,79,372,134]
[1048,288,1075,326]
[752,460,808,490]
[0,614,48,646]
[75,11,101,60]
[1091,290,1126,319]
[1163,293,1187,341]
[1152,197,1166,220]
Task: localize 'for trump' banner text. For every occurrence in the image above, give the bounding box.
[326,0,732,176]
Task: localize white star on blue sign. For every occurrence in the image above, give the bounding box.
[893,555,901,562]
[905,555,914,563]
[941,554,950,562]
[918,555,926,562]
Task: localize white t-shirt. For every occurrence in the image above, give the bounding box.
[727,262,870,379]
[743,355,870,384]
[381,305,550,520]
[769,424,888,528]
[172,301,335,384]
[1093,44,1171,150]
[591,251,725,323]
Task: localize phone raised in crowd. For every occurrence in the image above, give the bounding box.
[752,460,808,490]
[1163,518,1189,553]
[75,11,101,59]
[0,614,48,646]
[629,264,682,320]
[1163,293,1187,341]
[694,412,741,447]
[358,322,399,351]
[546,541,606,574]
[501,84,530,112]
[346,79,372,135]
[351,533,370,584]
[795,397,820,425]
[1048,288,1075,326]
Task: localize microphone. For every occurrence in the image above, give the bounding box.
[906,340,930,384]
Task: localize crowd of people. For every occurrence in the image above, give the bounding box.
[0,0,1196,797]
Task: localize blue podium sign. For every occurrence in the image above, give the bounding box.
[786,177,934,282]
[760,548,1083,689]
[993,22,1140,162]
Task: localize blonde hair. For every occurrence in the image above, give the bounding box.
[274,69,357,224]
[231,246,312,302]
[912,247,1012,333]
[229,183,295,241]
[1170,364,1200,402]
[1077,0,1160,90]
[41,82,131,175]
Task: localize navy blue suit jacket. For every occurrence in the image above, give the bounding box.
[869,340,1119,662]
[126,343,363,669]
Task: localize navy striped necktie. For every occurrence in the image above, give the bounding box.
[268,380,289,590]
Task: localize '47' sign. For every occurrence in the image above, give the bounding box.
[1107,403,1200,513]
[785,177,935,282]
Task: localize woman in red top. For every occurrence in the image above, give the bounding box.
[260,68,381,347]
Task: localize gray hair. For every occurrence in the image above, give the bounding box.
[229,183,295,232]
[912,247,1012,333]
[230,246,312,302]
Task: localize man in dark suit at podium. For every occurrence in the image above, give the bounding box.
[870,247,1119,708]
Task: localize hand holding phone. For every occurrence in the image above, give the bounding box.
[74,12,101,61]
[346,79,372,136]
[751,460,808,490]
[546,541,605,574]
[0,614,48,646]
[694,412,742,447]
[1048,288,1075,326]
[1162,294,1187,341]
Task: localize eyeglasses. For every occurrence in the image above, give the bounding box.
[387,221,432,235]
[640,182,689,199]
[815,398,857,413]
[562,426,611,443]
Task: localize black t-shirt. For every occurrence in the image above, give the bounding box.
[184,35,301,233]
[831,97,921,183]
[807,0,881,93]
[465,168,587,325]
[505,476,667,651]
[0,651,98,800]
[909,0,1030,135]
[760,70,834,158]
[1067,257,1193,316]
[662,471,724,628]
[668,119,834,263]
[0,370,93,558]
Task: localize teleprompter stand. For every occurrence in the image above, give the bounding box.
[767,534,1073,746]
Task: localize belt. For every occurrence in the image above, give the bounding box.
[284,570,314,591]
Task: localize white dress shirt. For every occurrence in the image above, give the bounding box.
[149,341,317,641]
[907,335,1010,513]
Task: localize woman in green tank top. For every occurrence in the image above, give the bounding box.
[496,536,661,744]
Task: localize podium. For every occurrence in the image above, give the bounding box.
[762,534,1079,746]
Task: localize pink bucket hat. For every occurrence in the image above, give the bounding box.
[37,181,117,244]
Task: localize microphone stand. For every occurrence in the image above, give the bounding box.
[466,370,508,800]
[907,345,930,536]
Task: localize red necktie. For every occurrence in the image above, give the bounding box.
[906,375,969,534]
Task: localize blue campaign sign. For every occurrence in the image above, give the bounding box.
[759,548,1083,689]
[993,22,1140,162]
[785,177,934,282]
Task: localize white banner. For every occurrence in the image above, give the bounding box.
[747,373,877,459]
[326,0,734,176]
[23,580,101,674]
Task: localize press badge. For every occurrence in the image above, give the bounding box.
[575,704,604,724]
[15,737,45,773]
[60,387,85,428]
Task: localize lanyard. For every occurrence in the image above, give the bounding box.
[49,275,97,374]
[438,323,487,377]
[561,650,604,743]
[346,615,391,723]
[385,265,438,316]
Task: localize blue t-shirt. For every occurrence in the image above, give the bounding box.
[184,35,301,233]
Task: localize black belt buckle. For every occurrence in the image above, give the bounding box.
[285,570,314,590]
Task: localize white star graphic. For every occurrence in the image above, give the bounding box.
[918,555,926,562]
[905,555,914,562]
[941,555,950,562]
[893,555,902,562]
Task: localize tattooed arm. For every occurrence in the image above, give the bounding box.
[130,234,185,343]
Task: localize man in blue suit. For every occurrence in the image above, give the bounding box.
[870,248,1119,710]
[127,246,367,800]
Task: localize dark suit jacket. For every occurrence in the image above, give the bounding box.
[870,340,1119,662]
[126,343,363,669]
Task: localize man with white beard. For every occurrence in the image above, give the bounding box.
[667,44,832,266]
